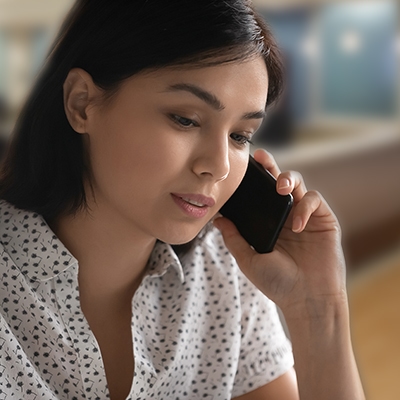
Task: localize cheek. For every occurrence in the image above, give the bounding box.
[88,110,140,173]
[87,133,127,181]
[86,120,183,193]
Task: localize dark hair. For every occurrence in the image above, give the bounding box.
[0,0,284,220]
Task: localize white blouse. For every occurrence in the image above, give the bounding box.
[0,200,293,399]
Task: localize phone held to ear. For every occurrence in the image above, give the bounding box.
[219,155,293,253]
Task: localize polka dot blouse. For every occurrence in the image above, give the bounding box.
[0,200,293,399]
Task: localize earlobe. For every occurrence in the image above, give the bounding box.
[63,68,99,134]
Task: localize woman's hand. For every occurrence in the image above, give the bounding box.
[215,149,366,400]
[213,148,347,316]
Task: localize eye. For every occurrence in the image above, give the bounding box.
[170,114,198,128]
[230,133,253,146]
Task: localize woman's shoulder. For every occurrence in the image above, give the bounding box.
[0,200,77,283]
[0,200,16,269]
[0,200,42,271]
[0,198,15,220]
[0,199,39,235]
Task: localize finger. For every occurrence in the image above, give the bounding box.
[290,190,335,232]
[276,170,307,202]
[253,148,281,178]
[252,150,307,203]
[213,216,256,266]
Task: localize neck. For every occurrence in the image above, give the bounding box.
[50,202,156,303]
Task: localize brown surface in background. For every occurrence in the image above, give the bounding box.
[348,254,400,400]
[343,214,400,270]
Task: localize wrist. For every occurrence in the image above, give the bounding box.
[281,291,349,324]
[281,293,365,400]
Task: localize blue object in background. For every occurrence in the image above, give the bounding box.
[263,1,398,122]
[320,1,397,117]
[263,9,313,123]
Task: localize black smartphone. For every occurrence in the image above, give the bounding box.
[219,155,293,253]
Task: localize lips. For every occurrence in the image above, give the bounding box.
[171,193,215,218]
[173,193,215,208]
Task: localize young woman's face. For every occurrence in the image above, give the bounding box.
[84,56,269,244]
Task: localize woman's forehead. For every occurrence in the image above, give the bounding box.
[107,57,269,114]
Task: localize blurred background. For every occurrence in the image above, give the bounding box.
[0,0,399,398]
[252,3,400,398]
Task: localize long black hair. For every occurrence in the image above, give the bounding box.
[0,0,284,221]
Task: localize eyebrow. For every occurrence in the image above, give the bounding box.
[163,83,266,120]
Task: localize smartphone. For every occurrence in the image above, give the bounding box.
[219,155,293,253]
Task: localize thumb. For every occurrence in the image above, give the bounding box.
[213,216,256,267]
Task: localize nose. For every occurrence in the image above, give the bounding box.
[191,135,230,182]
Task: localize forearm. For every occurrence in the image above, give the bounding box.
[283,295,365,400]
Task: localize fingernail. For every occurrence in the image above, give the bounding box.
[292,217,302,232]
[278,178,291,190]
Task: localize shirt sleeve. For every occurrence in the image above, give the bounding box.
[231,267,294,398]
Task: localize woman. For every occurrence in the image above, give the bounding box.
[0,0,365,399]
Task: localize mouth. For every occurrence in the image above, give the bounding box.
[172,193,215,208]
[171,193,215,218]
[181,197,206,207]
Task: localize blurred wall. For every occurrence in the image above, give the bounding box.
[0,0,74,135]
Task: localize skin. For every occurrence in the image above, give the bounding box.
[55,55,365,399]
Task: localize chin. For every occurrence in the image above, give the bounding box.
[156,222,208,246]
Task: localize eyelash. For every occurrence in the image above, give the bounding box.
[230,133,254,146]
[169,114,253,147]
[170,114,199,128]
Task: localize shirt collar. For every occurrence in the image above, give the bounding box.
[146,241,185,284]
[0,200,185,284]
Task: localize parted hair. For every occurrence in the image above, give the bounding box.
[0,0,284,221]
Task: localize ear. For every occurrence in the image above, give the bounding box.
[63,68,101,134]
